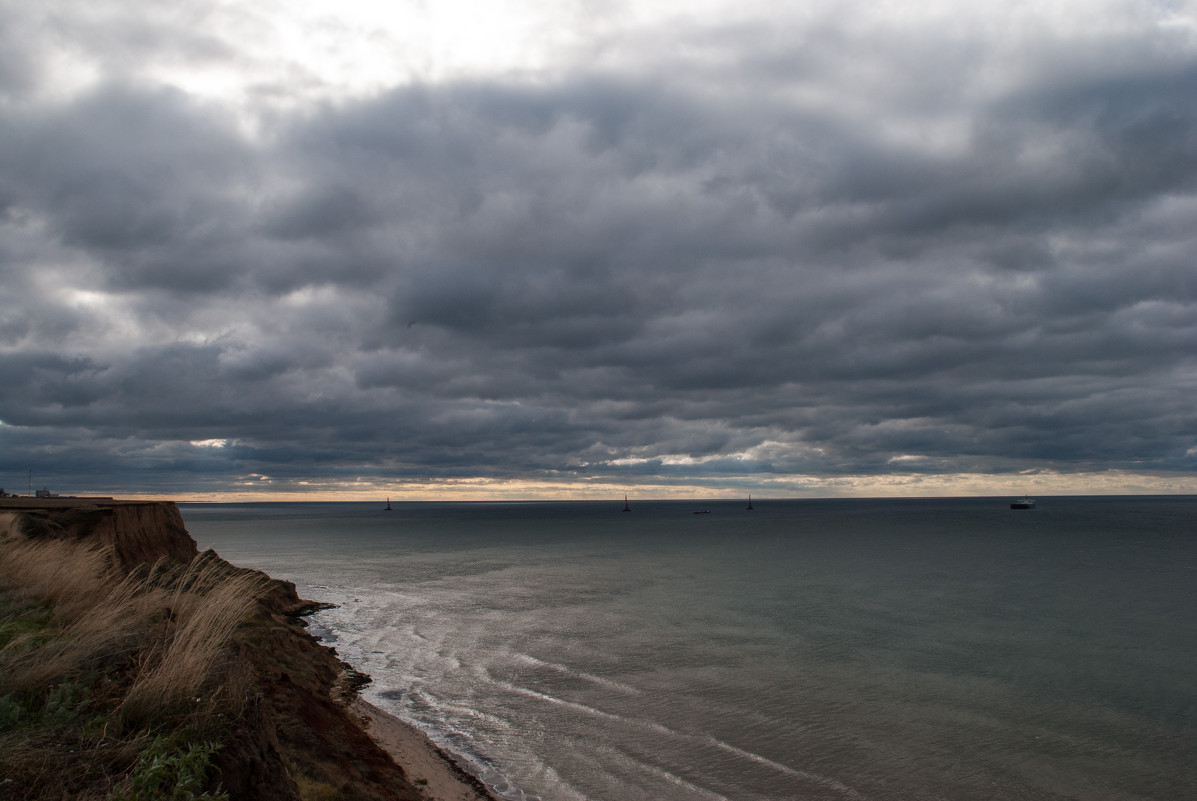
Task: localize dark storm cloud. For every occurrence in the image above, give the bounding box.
[2,83,259,294]
[2,3,1196,495]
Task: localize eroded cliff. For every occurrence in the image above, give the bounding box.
[0,498,422,801]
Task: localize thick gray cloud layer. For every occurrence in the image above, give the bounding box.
[2,2,1196,496]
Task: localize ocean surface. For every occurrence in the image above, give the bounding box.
[181,497,1197,801]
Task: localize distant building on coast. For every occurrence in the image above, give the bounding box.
[1,487,84,500]
[0,486,108,502]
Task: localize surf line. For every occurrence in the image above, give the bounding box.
[705,737,866,800]
[489,680,734,801]
[486,671,864,799]
[590,741,733,801]
[513,652,644,696]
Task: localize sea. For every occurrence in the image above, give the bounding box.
[180,496,1197,801]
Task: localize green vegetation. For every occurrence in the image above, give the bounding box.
[0,512,266,800]
[291,774,340,801]
[110,737,228,801]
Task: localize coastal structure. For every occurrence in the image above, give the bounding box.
[0,486,101,500]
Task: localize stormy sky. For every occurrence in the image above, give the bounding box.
[2,1,1196,500]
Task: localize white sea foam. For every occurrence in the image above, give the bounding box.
[588,742,733,801]
[705,737,866,799]
[485,674,680,740]
[184,497,1197,801]
[512,653,643,696]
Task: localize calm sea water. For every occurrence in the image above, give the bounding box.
[181,497,1197,801]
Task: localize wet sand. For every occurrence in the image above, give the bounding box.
[352,698,500,801]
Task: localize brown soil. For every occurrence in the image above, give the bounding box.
[0,498,495,801]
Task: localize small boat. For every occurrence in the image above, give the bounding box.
[385,497,392,511]
[1010,495,1036,510]
[623,495,630,512]
[693,509,710,514]
[746,494,754,511]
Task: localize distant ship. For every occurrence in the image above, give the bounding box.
[385,497,392,511]
[1010,495,1036,510]
[623,495,630,512]
[746,494,754,511]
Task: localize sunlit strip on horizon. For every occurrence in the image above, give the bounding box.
[97,470,1197,503]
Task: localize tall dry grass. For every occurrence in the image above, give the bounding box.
[0,526,268,732]
[0,533,118,618]
[0,514,271,798]
[0,510,24,538]
[1,571,152,696]
[0,519,146,695]
[119,554,269,729]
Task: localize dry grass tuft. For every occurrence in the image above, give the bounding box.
[0,529,273,798]
[119,553,270,730]
[0,510,27,540]
[0,529,146,697]
[2,571,153,697]
[1,532,268,734]
[0,534,119,620]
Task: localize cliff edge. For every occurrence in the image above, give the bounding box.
[0,498,199,569]
[0,499,425,801]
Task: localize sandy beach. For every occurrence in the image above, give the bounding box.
[352,698,499,801]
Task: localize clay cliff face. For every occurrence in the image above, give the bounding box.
[0,498,422,801]
[0,499,197,568]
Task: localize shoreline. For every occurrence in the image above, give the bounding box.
[352,697,501,801]
[0,498,505,800]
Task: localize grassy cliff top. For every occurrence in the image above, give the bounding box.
[0,503,424,801]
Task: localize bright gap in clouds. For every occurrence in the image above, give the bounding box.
[153,0,589,106]
[260,0,560,83]
[34,0,1193,111]
[19,0,588,111]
